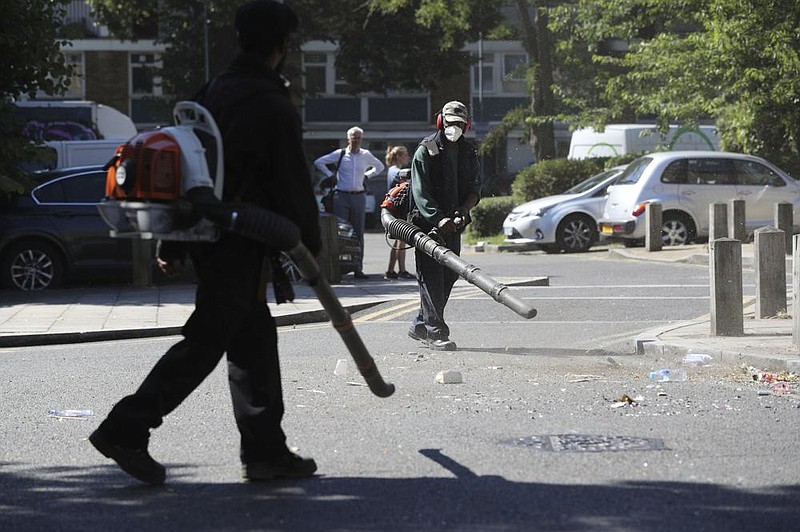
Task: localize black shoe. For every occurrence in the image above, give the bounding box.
[89,429,166,485]
[353,271,369,280]
[243,453,318,481]
[398,271,415,280]
[384,271,398,280]
[427,338,457,351]
[408,329,426,342]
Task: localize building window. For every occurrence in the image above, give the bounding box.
[303,52,328,95]
[472,53,495,94]
[502,53,527,93]
[130,53,162,97]
[63,52,85,98]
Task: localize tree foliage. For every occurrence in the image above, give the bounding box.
[551,0,800,174]
[0,0,73,193]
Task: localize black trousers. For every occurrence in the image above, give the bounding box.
[99,240,289,464]
[410,231,461,341]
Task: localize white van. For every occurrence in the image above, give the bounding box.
[13,100,136,171]
[568,124,720,160]
[21,140,123,172]
[13,100,137,141]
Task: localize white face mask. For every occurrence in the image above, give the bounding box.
[444,125,463,142]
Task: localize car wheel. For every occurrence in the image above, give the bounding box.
[556,214,597,253]
[1,240,64,291]
[278,253,303,283]
[662,213,694,246]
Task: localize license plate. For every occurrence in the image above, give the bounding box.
[600,224,613,235]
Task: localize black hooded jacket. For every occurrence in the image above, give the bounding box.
[197,52,321,256]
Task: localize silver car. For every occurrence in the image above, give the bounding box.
[598,151,800,246]
[503,166,626,253]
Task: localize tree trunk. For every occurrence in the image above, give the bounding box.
[515,0,556,162]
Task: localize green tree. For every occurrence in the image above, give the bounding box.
[553,0,800,174]
[0,0,73,194]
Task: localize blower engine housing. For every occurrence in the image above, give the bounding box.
[97,101,224,241]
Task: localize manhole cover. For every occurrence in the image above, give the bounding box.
[502,434,665,452]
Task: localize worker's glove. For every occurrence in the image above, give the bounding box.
[437,217,458,234]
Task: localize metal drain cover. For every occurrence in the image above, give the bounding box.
[502,434,665,452]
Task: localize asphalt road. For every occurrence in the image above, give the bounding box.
[1,246,799,531]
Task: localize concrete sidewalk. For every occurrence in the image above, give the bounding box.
[608,242,799,373]
[1,240,799,374]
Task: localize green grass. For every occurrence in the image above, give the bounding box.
[464,231,506,245]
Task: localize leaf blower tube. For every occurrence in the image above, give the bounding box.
[381,208,537,320]
[187,187,395,398]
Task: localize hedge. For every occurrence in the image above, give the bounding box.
[469,196,517,237]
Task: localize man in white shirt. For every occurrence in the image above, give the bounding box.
[314,127,385,279]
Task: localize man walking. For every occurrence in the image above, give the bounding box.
[89,0,321,484]
[315,127,384,279]
[408,101,481,350]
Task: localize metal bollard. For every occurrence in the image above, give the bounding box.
[754,226,786,318]
[645,202,662,252]
[709,238,743,336]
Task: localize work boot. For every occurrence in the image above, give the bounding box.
[89,429,166,485]
[408,329,426,342]
[427,338,457,351]
[243,452,318,481]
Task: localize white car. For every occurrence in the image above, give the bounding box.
[503,166,626,253]
[598,151,800,246]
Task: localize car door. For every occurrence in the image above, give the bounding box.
[676,157,738,235]
[33,170,132,269]
[733,159,799,231]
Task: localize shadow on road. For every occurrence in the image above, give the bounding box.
[2,451,797,531]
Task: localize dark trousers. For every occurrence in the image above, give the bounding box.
[99,240,289,464]
[410,232,461,340]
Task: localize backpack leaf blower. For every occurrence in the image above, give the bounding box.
[98,101,394,398]
[380,189,537,320]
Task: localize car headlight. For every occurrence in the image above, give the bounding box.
[337,221,355,238]
[515,205,554,219]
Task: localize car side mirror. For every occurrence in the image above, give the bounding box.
[606,185,615,194]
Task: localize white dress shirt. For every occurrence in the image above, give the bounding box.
[314,147,385,192]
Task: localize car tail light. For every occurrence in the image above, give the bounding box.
[631,201,650,217]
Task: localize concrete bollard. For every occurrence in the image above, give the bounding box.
[754,226,786,318]
[645,202,663,252]
[793,235,800,349]
[774,201,793,255]
[728,199,746,242]
[132,239,153,288]
[709,238,743,336]
[709,203,728,242]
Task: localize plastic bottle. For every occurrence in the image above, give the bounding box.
[48,409,94,419]
[648,368,688,382]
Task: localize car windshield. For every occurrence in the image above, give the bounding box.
[616,157,652,184]
[564,169,619,194]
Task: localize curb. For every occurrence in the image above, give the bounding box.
[0,300,384,348]
[635,317,800,373]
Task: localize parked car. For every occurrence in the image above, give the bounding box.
[598,151,800,246]
[503,165,627,253]
[1,166,362,291]
[0,165,132,290]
